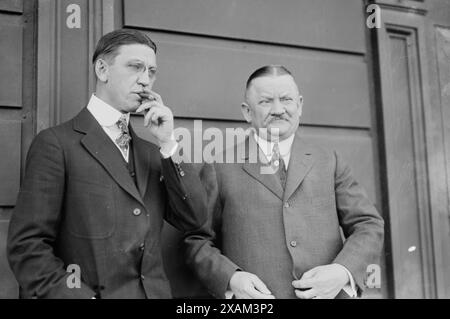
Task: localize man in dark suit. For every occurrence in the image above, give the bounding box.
[7,29,206,299]
[185,65,385,299]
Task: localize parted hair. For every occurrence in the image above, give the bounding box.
[245,65,293,90]
[92,29,157,64]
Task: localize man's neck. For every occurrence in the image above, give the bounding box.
[94,91,127,114]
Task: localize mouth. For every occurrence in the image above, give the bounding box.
[268,118,287,124]
[133,92,154,102]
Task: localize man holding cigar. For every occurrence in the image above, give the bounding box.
[7,29,206,298]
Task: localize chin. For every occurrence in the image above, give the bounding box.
[124,102,140,113]
[267,124,288,136]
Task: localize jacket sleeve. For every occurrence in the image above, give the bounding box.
[179,163,240,298]
[7,129,96,299]
[331,150,385,295]
[160,157,210,231]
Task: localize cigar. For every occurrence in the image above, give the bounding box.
[138,92,156,102]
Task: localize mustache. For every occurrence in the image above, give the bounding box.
[266,114,288,122]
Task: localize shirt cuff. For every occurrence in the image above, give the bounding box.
[160,142,178,158]
[339,264,357,298]
[159,132,178,159]
[224,291,234,299]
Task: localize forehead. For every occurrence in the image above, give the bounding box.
[248,75,298,96]
[115,44,156,64]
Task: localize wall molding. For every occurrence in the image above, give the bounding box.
[375,0,428,16]
[375,6,438,298]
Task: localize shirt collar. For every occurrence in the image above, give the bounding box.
[254,131,295,159]
[87,94,130,127]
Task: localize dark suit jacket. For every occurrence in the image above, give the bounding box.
[185,131,384,298]
[7,107,206,299]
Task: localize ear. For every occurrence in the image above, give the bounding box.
[241,102,252,123]
[94,59,109,83]
[297,95,303,117]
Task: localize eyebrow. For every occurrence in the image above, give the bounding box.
[127,59,157,68]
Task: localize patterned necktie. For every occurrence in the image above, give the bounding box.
[115,114,131,154]
[272,142,286,189]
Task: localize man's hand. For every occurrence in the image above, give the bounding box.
[228,271,275,299]
[136,90,176,152]
[292,264,349,299]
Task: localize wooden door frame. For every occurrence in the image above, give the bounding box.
[373,0,450,298]
[35,0,118,132]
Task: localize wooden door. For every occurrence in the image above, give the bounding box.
[375,0,450,298]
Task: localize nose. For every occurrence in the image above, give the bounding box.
[137,69,151,87]
[270,99,285,116]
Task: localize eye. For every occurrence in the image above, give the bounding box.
[129,63,142,71]
[281,96,293,102]
[148,68,157,78]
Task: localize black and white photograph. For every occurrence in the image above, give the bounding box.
[0,0,449,310]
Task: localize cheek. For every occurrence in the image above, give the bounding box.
[256,108,270,120]
[287,104,301,118]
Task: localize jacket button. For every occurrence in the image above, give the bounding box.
[284,202,290,208]
[290,240,297,247]
[133,208,141,216]
[160,175,164,182]
[139,243,145,251]
[140,275,145,280]
[180,171,185,177]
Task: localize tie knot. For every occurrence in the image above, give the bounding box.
[116,115,129,133]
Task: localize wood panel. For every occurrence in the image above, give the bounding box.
[377,17,434,298]
[0,0,36,299]
[124,0,366,53]
[0,121,21,206]
[0,0,23,13]
[0,24,22,107]
[0,221,19,298]
[146,31,371,128]
[58,0,91,122]
[434,25,450,298]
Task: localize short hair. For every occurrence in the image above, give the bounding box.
[92,29,157,64]
[245,65,293,90]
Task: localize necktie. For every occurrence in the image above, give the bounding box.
[271,142,286,189]
[115,114,131,155]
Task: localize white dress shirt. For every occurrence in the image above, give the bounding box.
[254,132,295,168]
[87,94,131,162]
[253,132,357,298]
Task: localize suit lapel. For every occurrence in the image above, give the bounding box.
[74,108,144,206]
[241,134,284,200]
[129,126,151,198]
[284,131,315,201]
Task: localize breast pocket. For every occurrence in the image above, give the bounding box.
[65,178,116,239]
